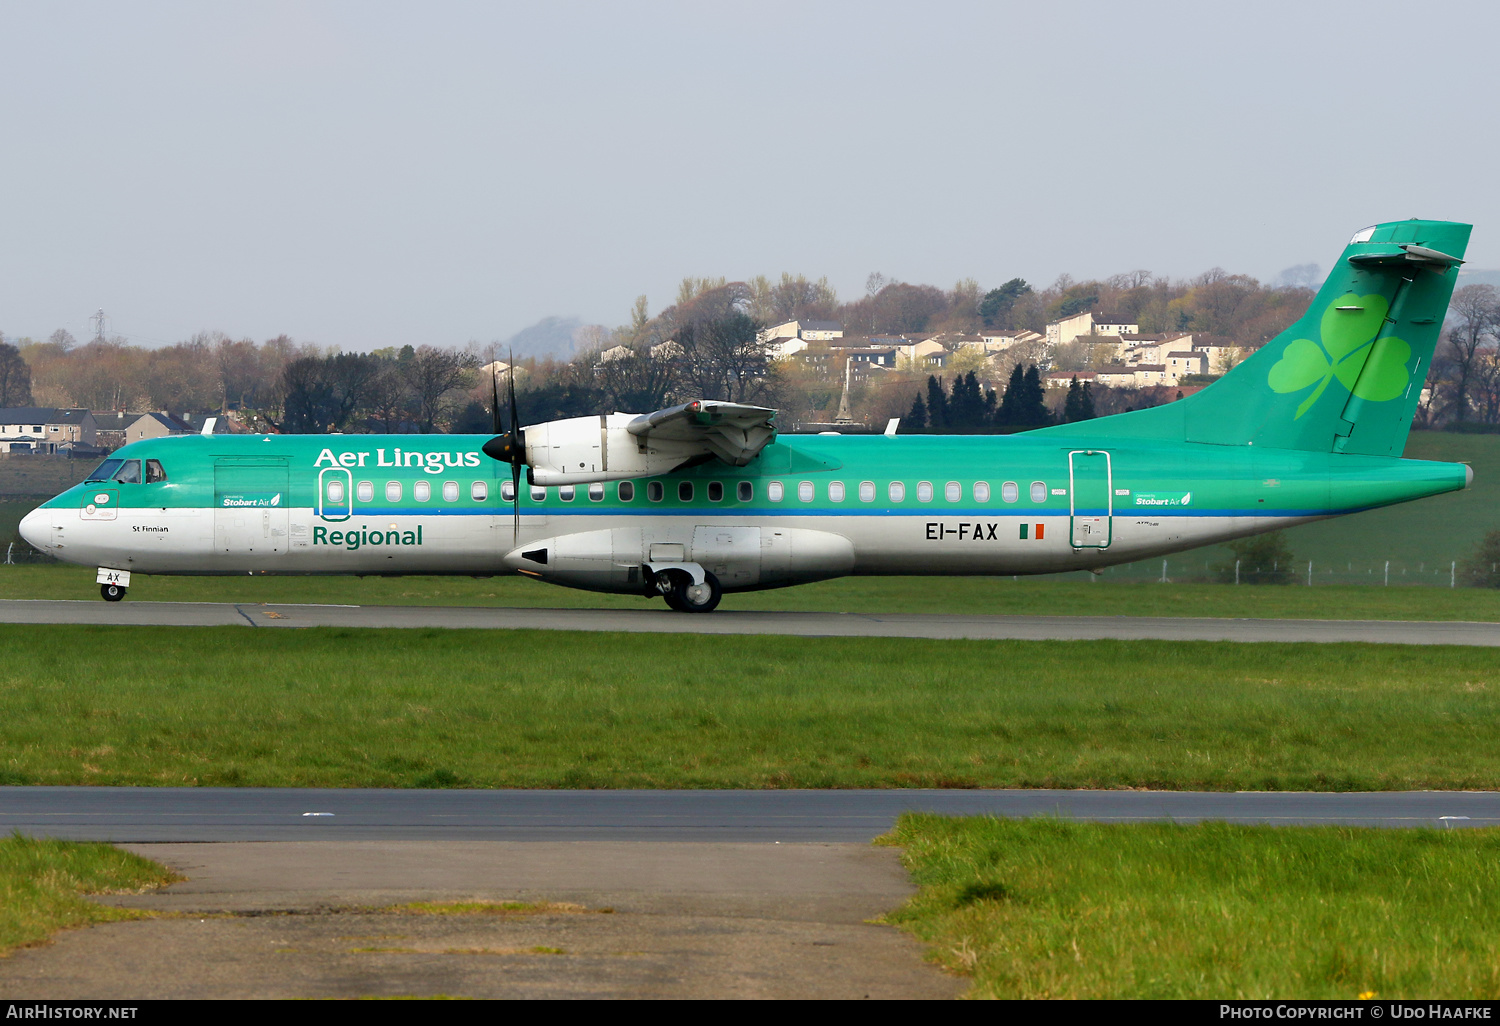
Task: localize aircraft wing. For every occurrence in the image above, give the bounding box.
[626,400,778,466]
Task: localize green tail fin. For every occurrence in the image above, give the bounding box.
[1041,218,1471,455]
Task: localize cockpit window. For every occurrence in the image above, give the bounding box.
[86,459,123,482]
[145,459,167,484]
[113,460,142,484]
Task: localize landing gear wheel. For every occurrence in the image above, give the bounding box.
[100,583,126,602]
[669,571,721,613]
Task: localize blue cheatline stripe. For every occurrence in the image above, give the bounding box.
[267,504,1334,521]
[306,506,1327,520]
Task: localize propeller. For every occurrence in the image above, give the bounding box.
[481,353,525,542]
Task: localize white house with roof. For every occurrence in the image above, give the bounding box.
[125,412,194,444]
[1165,351,1209,380]
[756,319,843,343]
[1046,310,1140,348]
[0,408,98,453]
[977,328,1045,352]
[898,339,948,367]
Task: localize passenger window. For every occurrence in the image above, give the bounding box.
[530,485,546,501]
[708,481,723,502]
[1030,481,1047,503]
[917,481,933,502]
[86,459,123,482]
[768,481,784,502]
[501,481,515,501]
[357,481,374,503]
[737,481,753,502]
[619,481,635,501]
[859,481,875,502]
[472,481,488,501]
[829,481,845,502]
[588,482,604,501]
[798,481,814,502]
[648,481,663,502]
[678,481,693,502]
[945,481,960,502]
[386,481,402,502]
[145,459,167,483]
[327,479,345,503]
[1002,481,1019,503]
[889,481,905,502]
[113,460,141,484]
[414,480,431,502]
[560,485,575,501]
[974,482,991,503]
[443,481,459,502]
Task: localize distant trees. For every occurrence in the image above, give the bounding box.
[1439,285,1498,424]
[979,279,1032,328]
[1460,529,1500,588]
[1062,375,1096,423]
[903,364,1053,433]
[0,343,33,407]
[1215,532,1296,584]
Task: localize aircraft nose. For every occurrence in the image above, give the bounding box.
[19,507,50,550]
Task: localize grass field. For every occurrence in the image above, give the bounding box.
[2,625,1497,789]
[3,563,1500,621]
[0,834,177,957]
[882,816,1500,999]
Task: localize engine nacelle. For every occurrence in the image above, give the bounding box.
[524,413,699,485]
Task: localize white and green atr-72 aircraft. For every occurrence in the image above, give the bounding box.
[20,219,1477,611]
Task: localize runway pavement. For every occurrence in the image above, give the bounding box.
[3,787,1496,842]
[1,598,1498,644]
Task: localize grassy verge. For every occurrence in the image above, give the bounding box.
[1,625,1498,789]
[881,816,1500,999]
[0,834,177,956]
[2,563,1500,620]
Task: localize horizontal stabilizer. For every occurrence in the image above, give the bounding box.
[1348,243,1465,268]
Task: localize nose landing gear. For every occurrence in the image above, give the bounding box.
[96,568,131,602]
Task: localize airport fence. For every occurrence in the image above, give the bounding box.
[1092,557,1480,587]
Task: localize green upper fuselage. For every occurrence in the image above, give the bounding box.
[44,429,1467,523]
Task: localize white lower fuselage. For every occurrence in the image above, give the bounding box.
[25,503,1301,592]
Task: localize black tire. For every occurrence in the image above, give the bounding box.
[100,583,126,602]
[670,571,722,613]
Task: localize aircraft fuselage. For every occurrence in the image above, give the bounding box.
[20,431,1469,596]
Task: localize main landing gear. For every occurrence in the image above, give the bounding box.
[100,583,126,602]
[656,569,722,613]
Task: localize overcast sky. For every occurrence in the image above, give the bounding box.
[2,0,1498,351]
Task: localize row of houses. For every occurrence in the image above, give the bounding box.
[0,407,204,456]
[756,315,1255,389]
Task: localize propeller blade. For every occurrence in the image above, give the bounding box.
[512,462,521,544]
[490,360,502,436]
[508,350,521,447]
[509,350,520,543]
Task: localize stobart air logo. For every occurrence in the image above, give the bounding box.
[1267,294,1412,419]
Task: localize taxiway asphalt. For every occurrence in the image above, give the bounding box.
[3,787,1496,842]
[1,598,1498,644]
